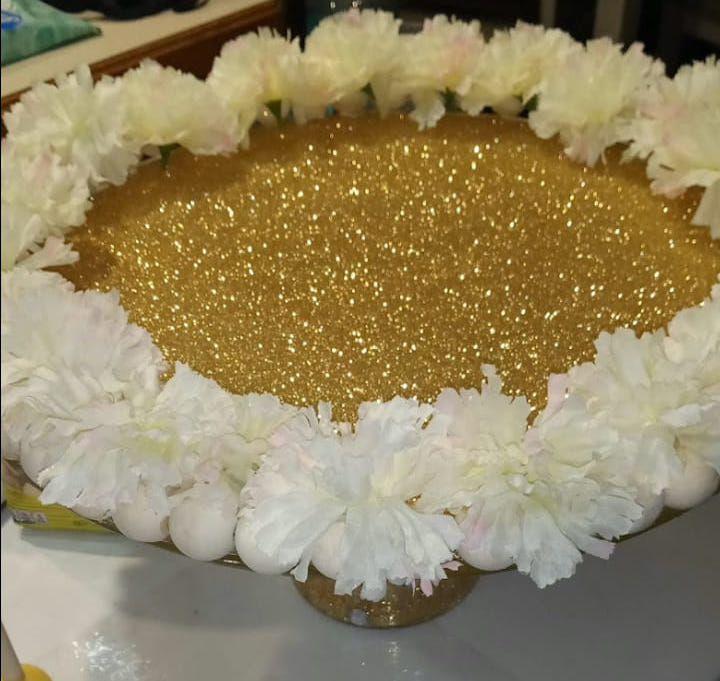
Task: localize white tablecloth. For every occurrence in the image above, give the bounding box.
[2,497,719,681]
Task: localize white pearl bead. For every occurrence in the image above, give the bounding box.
[169,495,236,561]
[311,522,344,579]
[234,518,294,574]
[458,541,514,572]
[665,456,719,510]
[113,488,169,542]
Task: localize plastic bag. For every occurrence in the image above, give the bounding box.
[1,0,101,66]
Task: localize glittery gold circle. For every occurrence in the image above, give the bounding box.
[293,565,479,627]
[61,115,720,421]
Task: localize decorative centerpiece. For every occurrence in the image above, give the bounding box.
[2,11,718,627]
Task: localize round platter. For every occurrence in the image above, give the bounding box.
[2,12,719,627]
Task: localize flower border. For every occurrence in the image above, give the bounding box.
[1,11,719,600]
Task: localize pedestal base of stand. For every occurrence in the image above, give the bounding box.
[293,566,479,628]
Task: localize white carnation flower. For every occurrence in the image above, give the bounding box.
[208,28,301,131]
[235,397,462,601]
[233,393,298,446]
[288,57,356,123]
[664,287,720,387]
[624,57,720,199]
[568,324,719,499]
[422,369,639,587]
[2,208,80,272]
[1,285,166,483]
[529,39,662,165]
[39,363,256,516]
[192,393,297,489]
[294,9,402,120]
[120,60,241,155]
[2,205,50,271]
[269,400,351,446]
[3,66,139,187]
[460,22,580,116]
[11,236,78,272]
[419,365,532,513]
[1,140,91,234]
[1,270,86,471]
[1,140,91,270]
[663,290,720,478]
[394,15,485,128]
[522,386,640,558]
[1,268,73,310]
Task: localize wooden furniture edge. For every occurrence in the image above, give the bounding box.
[1,0,282,114]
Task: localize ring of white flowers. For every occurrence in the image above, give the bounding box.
[1,10,719,602]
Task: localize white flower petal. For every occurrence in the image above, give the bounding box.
[664,452,719,510]
[121,61,241,155]
[237,397,461,600]
[529,40,662,165]
[112,483,170,542]
[294,8,402,115]
[402,15,484,94]
[461,21,579,115]
[4,66,139,187]
[625,57,720,197]
[208,28,301,131]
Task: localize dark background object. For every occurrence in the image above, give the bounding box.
[648,0,720,73]
[45,0,207,20]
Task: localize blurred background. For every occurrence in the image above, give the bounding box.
[7,0,717,80]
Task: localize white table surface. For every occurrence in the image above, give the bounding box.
[2,497,719,681]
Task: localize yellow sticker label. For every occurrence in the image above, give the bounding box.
[3,481,111,533]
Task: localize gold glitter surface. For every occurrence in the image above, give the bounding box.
[293,565,479,627]
[62,115,720,421]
